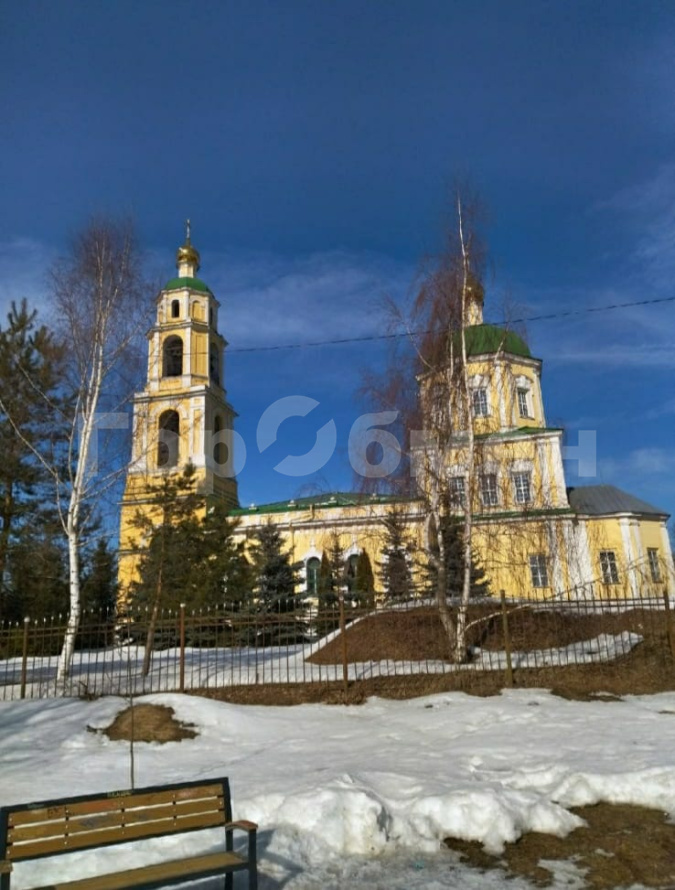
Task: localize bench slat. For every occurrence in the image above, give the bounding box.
[9,797,225,844]
[31,849,248,890]
[9,785,223,828]
[7,811,227,860]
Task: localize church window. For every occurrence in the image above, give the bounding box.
[213,415,227,466]
[171,299,180,319]
[209,343,220,385]
[512,472,532,505]
[647,548,661,582]
[157,410,179,468]
[449,475,466,507]
[517,388,530,418]
[472,388,489,417]
[529,554,549,588]
[480,473,499,507]
[163,336,183,377]
[306,557,321,595]
[600,550,619,584]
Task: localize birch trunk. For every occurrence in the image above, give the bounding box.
[454,195,476,664]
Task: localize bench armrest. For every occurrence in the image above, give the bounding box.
[0,860,12,874]
[226,819,258,832]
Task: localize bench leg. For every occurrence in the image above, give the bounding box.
[248,830,258,890]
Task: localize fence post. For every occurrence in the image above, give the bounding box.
[339,592,349,696]
[500,591,514,688]
[179,603,186,694]
[20,617,30,700]
[663,590,675,661]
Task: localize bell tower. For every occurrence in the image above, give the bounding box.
[118,223,239,593]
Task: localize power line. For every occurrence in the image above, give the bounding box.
[227,294,675,354]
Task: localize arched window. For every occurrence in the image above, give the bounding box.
[213,415,228,466]
[306,557,321,596]
[209,343,220,385]
[157,410,179,468]
[171,299,180,319]
[163,336,183,377]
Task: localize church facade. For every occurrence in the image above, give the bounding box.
[118,233,674,602]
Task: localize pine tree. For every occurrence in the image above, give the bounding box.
[78,536,118,648]
[317,552,333,603]
[423,513,490,600]
[82,537,118,614]
[323,534,345,608]
[186,501,251,611]
[0,300,66,622]
[352,550,376,608]
[129,464,204,672]
[6,520,69,620]
[379,509,415,603]
[249,522,304,644]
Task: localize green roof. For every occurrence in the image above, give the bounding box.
[230,490,410,517]
[164,276,213,295]
[453,324,532,358]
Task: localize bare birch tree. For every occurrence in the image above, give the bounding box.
[52,218,147,685]
[1,218,147,687]
[361,187,486,661]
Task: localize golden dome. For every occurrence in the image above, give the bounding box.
[466,273,484,306]
[176,219,200,273]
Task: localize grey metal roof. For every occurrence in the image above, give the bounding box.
[567,485,668,518]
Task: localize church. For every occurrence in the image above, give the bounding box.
[118,231,674,602]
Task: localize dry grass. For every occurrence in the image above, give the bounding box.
[100,703,198,743]
[445,802,675,888]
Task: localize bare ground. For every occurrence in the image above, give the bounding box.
[445,802,675,888]
[100,703,198,742]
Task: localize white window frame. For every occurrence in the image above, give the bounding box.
[600,550,620,585]
[517,387,531,419]
[472,388,489,417]
[512,471,532,505]
[647,548,661,583]
[480,473,499,507]
[529,554,549,588]
[449,475,466,508]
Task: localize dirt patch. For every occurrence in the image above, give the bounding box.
[194,640,675,707]
[307,605,672,665]
[101,703,198,743]
[445,802,675,888]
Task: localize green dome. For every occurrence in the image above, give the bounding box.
[164,276,212,295]
[453,324,531,358]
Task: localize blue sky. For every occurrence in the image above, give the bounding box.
[1,0,674,526]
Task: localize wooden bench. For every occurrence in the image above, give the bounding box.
[0,777,257,889]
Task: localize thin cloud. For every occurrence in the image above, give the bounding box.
[0,238,56,322]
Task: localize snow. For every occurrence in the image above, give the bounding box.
[0,630,643,699]
[1,689,674,888]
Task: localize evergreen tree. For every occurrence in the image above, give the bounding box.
[130,464,252,658]
[129,464,204,671]
[81,537,118,614]
[249,522,304,644]
[6,520,69,620]
[379,509,415,603]
[423,513,490,600]
[321,534,345,608]
[0,300,66,622]
[186,501,251,611]
[352,550,376,608]
[317,552,333,603]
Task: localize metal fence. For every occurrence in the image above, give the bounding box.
[1,591,674,701]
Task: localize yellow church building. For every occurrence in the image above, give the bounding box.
[118,232,674,602]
